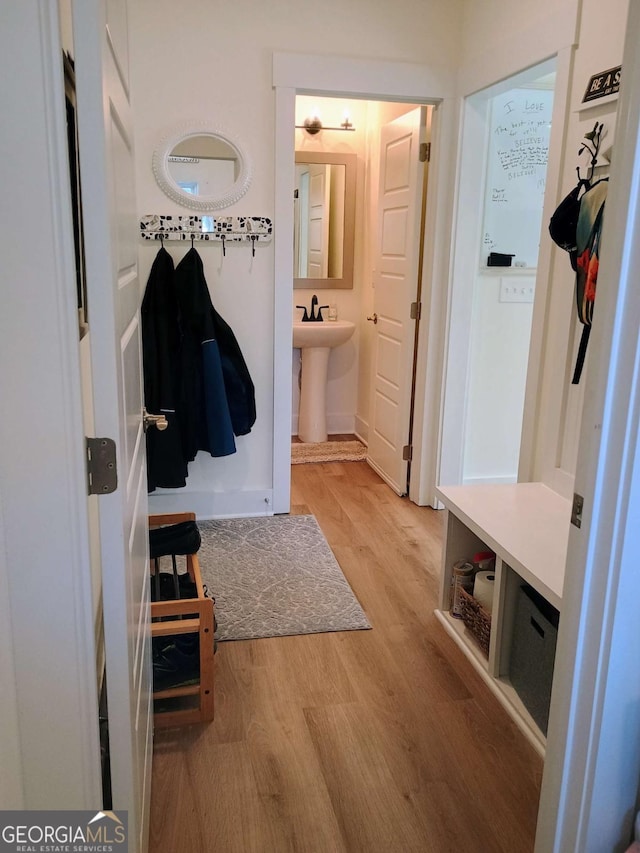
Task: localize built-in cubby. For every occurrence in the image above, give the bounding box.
[435,483,571,754]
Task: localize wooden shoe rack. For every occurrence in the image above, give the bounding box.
[149,512,215,728]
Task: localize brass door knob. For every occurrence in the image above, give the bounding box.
[143,408,168,432]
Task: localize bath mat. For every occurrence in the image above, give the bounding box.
[197,515,370,642]
[291,439,367,464]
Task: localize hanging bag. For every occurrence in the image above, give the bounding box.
[549,178,608,384]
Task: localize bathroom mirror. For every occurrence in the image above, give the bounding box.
[152,122,252,211]
[294,151,356,289]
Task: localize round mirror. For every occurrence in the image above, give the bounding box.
[152,122,252,211]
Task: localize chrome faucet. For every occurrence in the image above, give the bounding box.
[296,294,329,322]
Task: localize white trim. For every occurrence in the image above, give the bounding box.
[410,99,459,508]
[0,1,101,807]
[462,475,517,486]
[437,91,483,487]
[272,52,457,513]
[272,84,296,514]
[273,51,455,101]
[149,488,274,519]
[518,46,576,487]
[536,1,640,848]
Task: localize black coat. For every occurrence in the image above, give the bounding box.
[142,246,256,492]
[141,247,188,491]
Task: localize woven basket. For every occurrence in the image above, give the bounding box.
[458,586,491,657]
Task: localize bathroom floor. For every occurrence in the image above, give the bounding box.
[149,461,542,852]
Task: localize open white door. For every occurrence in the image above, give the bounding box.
[306,163,331,277]
[367,107,426,495]
[73,1,152,851]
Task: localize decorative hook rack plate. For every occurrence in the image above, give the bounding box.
[140,214,273,245]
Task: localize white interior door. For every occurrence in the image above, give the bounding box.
[368,108,426,495]
[307,163,330,277]
[73,1,152,851]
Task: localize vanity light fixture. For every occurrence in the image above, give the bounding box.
[296,112,356,134]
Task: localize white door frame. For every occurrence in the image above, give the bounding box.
[272,52,459,512]
[438,53,570,489]
[0,1,102,807]
[536,1,640,847]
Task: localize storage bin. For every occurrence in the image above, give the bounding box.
[457,586,491,657]
[509,584,559,735]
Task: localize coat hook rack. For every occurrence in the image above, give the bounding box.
[139,214,273,246]
[576,121,605,186]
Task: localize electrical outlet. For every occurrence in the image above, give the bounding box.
[499,280,535,303]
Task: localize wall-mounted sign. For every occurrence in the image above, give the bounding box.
[582,66,621,103]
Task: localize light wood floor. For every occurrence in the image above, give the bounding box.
[149,462,543,852]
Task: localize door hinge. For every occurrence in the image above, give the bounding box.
[410,301,422,320]
[571,492,584,528]
[86,437,118,495]
[419,141,431,163]
[402,444,413,462]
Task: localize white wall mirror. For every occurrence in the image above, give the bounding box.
[294,151,356,289]
[152,122,252,211]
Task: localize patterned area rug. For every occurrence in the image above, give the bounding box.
[291,439,367,464]
[198,515,371,642]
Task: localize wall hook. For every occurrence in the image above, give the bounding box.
[190,234,195,248]
[251,234,257,257]
[577,121,604,186]
[221,234,226,257]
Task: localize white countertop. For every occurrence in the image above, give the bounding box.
[436,482,571,610]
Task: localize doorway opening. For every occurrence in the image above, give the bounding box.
[439,58,557,488]
[290,95,432,497]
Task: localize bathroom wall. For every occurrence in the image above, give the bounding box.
[291,97,423,440]
[291,96,369,436]
[128,0,463,516]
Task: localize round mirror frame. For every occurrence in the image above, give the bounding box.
[152,121,252,211]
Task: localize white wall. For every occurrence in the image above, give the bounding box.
[129,0,463,516]
[463,272,535,484]
[522,0,629,496]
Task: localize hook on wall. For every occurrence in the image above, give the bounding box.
[139,215,273,249]
[576,121,605,186]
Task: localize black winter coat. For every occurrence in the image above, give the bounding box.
[142,246,256,492]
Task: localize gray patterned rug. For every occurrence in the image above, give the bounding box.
[197,515,371,642]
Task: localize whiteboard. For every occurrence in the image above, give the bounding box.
[482,88,554,268]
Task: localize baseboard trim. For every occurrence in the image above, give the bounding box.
[462,474,517,486]
[354,415,368,445]
[148,489,274,520]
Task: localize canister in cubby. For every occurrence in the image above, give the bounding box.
[450,560,475,618]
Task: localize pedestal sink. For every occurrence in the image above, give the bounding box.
[293,320,355,442]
